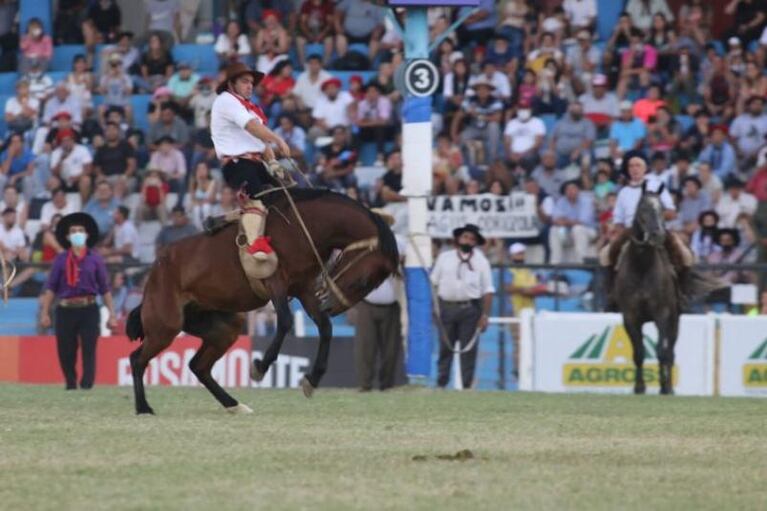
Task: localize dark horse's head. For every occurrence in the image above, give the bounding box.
[632,182,667,247]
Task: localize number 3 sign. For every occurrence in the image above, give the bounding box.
[403,59,439,98]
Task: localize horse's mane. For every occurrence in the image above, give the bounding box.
[266,187,400,269]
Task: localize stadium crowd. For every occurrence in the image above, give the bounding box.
[1,0,767,326]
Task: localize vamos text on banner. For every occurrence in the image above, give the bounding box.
[521,313,715,395]
[426,193,540,239]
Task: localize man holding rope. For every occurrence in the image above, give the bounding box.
[431,224,495,389]
[210,62,291,260]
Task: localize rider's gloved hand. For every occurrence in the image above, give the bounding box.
[267,160,286,179]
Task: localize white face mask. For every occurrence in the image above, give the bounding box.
[31,28,42,37]
[518,109,531,121]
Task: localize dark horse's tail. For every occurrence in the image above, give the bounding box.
[126,303,145,341]
[367,210,400,275]
[679,269,724,308]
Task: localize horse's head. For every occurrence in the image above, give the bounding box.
[633,182,667,247]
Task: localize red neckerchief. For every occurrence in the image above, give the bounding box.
[228,91,268,125]
[65,248,87,287]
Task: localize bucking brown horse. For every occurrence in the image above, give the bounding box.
[125,188,399,414]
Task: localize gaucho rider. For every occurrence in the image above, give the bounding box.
[600,156,695,292]
[210,62,291,260]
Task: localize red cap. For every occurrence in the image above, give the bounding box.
[321,77,343,91]
[56,128,75,142]
[518,98,532,108]
[349,75,363,85]
[263,9,280,21]
[52,111,72,121]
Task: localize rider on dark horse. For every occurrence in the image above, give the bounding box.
[210,62,292,261]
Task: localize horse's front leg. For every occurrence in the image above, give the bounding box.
[251,293,292,382]
[657,318,679,395]
[624,319,646,395]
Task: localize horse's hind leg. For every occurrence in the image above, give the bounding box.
[297,290,333,398]
[130,326,180,415]
[624,319,646,395]
[657,317,679,396]
[251,293,292,381]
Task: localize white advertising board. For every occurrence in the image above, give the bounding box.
[718,316,767,397]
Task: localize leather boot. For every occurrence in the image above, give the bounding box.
[241,200,273,261]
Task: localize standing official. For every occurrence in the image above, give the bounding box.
[431,224,495,388]
[39,212,116,390]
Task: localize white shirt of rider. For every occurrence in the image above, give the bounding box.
[612,175,675,227]
[210,92,266,159]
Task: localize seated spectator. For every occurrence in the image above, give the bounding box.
[695,161,723,205]
[83,180,118,235]
[724,0,765,48]
[19,18,52,73]
[65,54,95,120]
[632,84,664,124]
[593,164,617,209]
[451,80,503,167]
[353,83,393,165]
[156,206,199,250]
[259,60,296,113]
[737,62,767,114]
[666,151,693,193]
[379,150,404,204]
[334,0,384,62]
[137,168,169,223]
[531,150,566,200]
[177,80,209,133]
[730,96,767,167]
[580,74,619,127]
[702,55,735,120]
[367,59,400,104]
[679,176,711,236]
[147,86,173,125]
[54,0,86,45]
[244,0,296,34]
[0,207,30,290]
[214,20,251,64]
[101,205,139,262]
[103,31,139,75]
[0,185,27,228]
[563,0,597,33]
[645,106,679,155]
[296,0,335,65]
[42,82,82,126]
[527,32,564,73]
[50,129,93,197]
[717,176,757,228]
[699,126,737,179]
[432,133,463,193]
[0,133,35,191]
[98,53,133,123]
[485,35,515,69]
[550,101,596,168]
[293,54,333,111]
[503,101,546,172]
[516,67,539,107]
[137,33,174,93]
[469,60,512,102]
[626,0,673,32]
[146,0,181,44]
[681,110,711,156]
[186,161,218,229]
[609,100,646,159]
[93,122,137,189]
[86,0,121,44]
[40,188,77,227]
[148,135,186,192]
[549,180,597,264]
[168,62,200,116]
[690,210,719,261]
[274,114,306,164]
[148,102,189,147]
[314,125,357,190]
[567,28,601,82]
[31,213,63,263]
[211,185,237,217]
[442,53,471,120]
[617,29,658,97]
[455,0,497,48]
[24,60,55,104]
[5,79,40,135]
[496,0,528,57]
[255,11,291,74]
[310,78,354,139]
[707,228,751,286]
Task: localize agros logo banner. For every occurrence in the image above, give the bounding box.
[743,339,767,389]
[529,313,714,395]
[719,317,767,396]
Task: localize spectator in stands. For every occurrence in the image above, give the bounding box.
[146,0,182,44]
[549,180,597,264]
[147,86,172,125]
[103,31,139,76]
[625,0,673,33]
[470,60,512,102]
[681,110,711,156]
[93,122,137,190]
[156,205,198,249]
[725,0,767,48]
[0,185,27,228]
[665,151,692,193]
[101,205,139,262]
[690,210,719,261]
[214,20,251,64]
[496,0,528,57]
[244,0,297,34]
[679,176,711,237]
[64,54,94,121]
[609,100,646,160]
[0,133,35,191]
[296,0,334,66]
[50,129,93,199]
[737,62,767,115]
[24,60,54,104]
[531,150,566,200]
[148,135,186,192]
[378,150,404,205]
[98,53,133,124]
[550,101,596,168]
[452,80,503,167]
[86,0,122,44]
[294,54,332,111]
[617,29,658,97]
[503,101,546,172]
[260,60,296,115]
[708,228,751,286]
[168,62,200,109]
[186,161,217,229]
[310,78,354,140]
[254,11,291,74]
[730,96,767,168]
[717,176,757,228]
[148,103,189,147]
[567,29,601,83]
[367,59,400,105]
[40,188,77,227]
[188,77,215,130]
[580,74,619,125]
[699,126,737,179]
[702,55,735,120]
[455,0,497,48]
[0,207,28,264]
[645,106,680,155]
[274,114,306,165]
[137,33,175,93]
[695,161,723,204]
[19,18,52,73]
[632,84,664,124]
[42,83,82,127]
[5,79,40,135]
[353,83,393,165]
[563,0,596,33]
[527,32,564,73]
[137,169,168,223]
[83,180,118,236]
[211,185,237,217]
[334,0,384,63]
[314,125,357,190]
[432,133,464,193]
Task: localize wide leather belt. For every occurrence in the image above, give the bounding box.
[59,296,96,308]
[221,152,263,166]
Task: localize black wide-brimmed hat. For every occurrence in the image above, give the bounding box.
[216,62,265,94]
[55,212,99,249]
[453,223,486,245]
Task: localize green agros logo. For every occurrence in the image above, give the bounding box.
[743,339,767,387]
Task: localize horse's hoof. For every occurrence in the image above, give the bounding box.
[301,376,315,398]
[660,387,674,396]
[226,403,253,414]
[251,360,266,382]
[634,384,646,395]
[136,407,155,416]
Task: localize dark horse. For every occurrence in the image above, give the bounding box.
[125,188,399,414]
[613,185,719,395]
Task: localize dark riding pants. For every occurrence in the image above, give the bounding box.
[55,304,100,389]
[222,158,273,198]
[437,300,482,388]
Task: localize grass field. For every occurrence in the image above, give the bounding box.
[1,384,765,511]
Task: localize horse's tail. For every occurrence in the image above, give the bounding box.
[126,303,145,342]
[679,268,725,306]
[369,211,400,276]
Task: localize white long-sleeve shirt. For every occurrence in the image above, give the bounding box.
[612,175,675,227]
[431,248,495,301]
